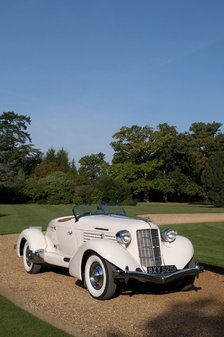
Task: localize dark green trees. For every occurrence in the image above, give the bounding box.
[202,152,224,207]
[1,110,224,206]
[110,122,224,203]
[0,112,42,202]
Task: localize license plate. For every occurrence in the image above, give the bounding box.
[147,265,177,274]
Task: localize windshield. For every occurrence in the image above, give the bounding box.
[72,203,126,220]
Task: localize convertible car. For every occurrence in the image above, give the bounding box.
[16,204,203,300]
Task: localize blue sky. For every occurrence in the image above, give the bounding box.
[0,0,224,164]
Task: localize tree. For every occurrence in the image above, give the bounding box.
[110,122,224,202]
[202,152,224,207]
[111,125,153,164]
[78,152,109,182]
[187,122,224,177]
[34,147,77,178]
[95,176,131,204]
[24,171,75,204]
[0,111,42,202]
[111,124,185,201]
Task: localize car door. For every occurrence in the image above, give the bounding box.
[55,221,79,257]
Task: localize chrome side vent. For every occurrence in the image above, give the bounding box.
[83,232,115,242]
[137,229,162,267]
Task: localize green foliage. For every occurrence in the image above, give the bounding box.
[111,125,153,164]
[1,110,224,204]
[74,184,94,204]
[78,152,109,181]
[0,112,42,202]
[202,152,224,207]
[188,122,224,179]
[23,172,74,204]
[35,147,76,177]
[110,122,224,202]
[95,176,131,203]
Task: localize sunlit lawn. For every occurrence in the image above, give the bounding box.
[1,202,224,234]
[0,294,72,337]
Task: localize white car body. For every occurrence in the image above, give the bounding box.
[16,204,203,300]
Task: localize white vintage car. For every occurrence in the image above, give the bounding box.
[16,204,203,300]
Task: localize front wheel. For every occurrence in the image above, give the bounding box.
[84,254,117,300]
[23,241,41,274]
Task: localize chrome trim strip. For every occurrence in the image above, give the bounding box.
[112,265,204,285]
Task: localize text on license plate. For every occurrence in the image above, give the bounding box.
[147,265,177,274]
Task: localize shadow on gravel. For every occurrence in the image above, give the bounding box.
[39,264,70,276]
[120,279,202,297]
[107,298,224,337]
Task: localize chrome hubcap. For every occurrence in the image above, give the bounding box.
[25,247,32,267]
[90,262,104,290]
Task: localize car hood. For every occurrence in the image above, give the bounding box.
[75,214,158,233]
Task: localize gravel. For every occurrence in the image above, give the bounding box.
[0,215,224,337]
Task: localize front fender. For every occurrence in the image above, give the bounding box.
[69,239,142,280]
[16,227,46,257]
[161,235,194,269]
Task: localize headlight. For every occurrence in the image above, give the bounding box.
[161,228,177,243]
[116,230,132,245]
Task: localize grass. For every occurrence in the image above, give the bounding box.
[0,294,72,337]
[0,204,73,234]
[1,202,224,234]
[125,202,224,216]
[160,222,224,268]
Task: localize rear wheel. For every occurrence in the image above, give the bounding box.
[23,241,41,274]
[84,253,117,300]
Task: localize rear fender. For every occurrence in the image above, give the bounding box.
[16,227,46,257]
[69,239,142,280]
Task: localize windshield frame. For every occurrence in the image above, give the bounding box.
[72,203,127,221]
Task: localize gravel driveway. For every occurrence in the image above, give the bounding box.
[0,214,224,337]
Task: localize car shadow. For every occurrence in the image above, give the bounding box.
[120,279,202,297]
[107,298,224,337]
[39,263,70,276]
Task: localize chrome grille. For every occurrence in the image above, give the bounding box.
[137,229,162,267]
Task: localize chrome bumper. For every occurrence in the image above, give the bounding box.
[112,264,204,285]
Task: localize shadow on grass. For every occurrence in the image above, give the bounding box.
[202,263,224,275]
[0,214,8,217]
[107,298,224,337]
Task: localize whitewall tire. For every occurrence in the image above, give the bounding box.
[23,241,41,274]
[84,253,117,300]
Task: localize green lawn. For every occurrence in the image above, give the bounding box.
[1,202,224,234]
[0,204,73,234]
[0,294,72,337]
[125,202,224,216]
